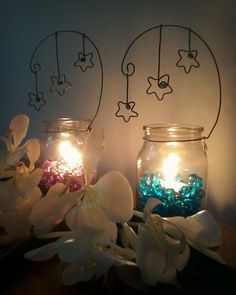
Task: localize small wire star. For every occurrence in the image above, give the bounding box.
[115,101,138,123]
[28,91,46,111]
[146,74,173,101]
[49,73,71,96]
[176,49,200,73]
[74,52,94,72]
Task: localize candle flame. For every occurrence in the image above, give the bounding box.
[58,140,82,168]
[162,153,180,181]
[161,153,186,192]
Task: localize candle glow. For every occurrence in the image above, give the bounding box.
[58,140,82,169]
[161,153,186,192]
[42,140,84,192]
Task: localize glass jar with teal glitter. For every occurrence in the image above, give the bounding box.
[137,124,207,217]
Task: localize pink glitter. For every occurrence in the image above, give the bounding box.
[42,159,85,192]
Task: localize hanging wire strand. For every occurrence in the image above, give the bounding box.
[55,32,61,78]
[82,33,85,55]
[28,30,103,127]
[188,28,192,51]
[120,24,222,139]
[157,24,162,80]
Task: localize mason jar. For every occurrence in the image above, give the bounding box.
[137,124,207,217]
[40,118,91,192]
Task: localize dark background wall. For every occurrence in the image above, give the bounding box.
[1,0,236,225]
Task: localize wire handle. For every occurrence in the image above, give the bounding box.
[116,24,222,140]
[28,30,103,129]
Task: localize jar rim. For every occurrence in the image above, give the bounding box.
[143,123,205,142]
[44,117,91,133]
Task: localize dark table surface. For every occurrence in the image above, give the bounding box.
[1,223,236,295]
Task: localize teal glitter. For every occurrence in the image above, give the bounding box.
[138,173,205,217]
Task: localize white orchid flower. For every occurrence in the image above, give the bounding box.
[25,225,135,286]
[26,170,134,285]
[0,114,40,178]
[28,170,134,250]
[0,166,43,244]
[26,126,134,284]
[64,127,133,240]
[136,199,190,286]
[29,127,133,237]
[65,170,134,236]
[118,222,139,251]
[0,114,42,244]
[28,127,106,233]
[166,210,226,264]
[29,182,83,234]
[25,231,110,285]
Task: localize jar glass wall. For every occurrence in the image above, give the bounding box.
[137,124,207,217]
[41,118,91,192]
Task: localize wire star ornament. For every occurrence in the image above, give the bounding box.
[74,52,94,72]
[146,74,173,101]
[49,73,71,96]
[115,101,138,123]
[176,49,200,73]
[146,25,173,102]
[28,91,46,111]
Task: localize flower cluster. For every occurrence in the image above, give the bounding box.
[0,114,225,289]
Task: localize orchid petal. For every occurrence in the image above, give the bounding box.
[9,114,29,151]
[168,210,222,247]
[190,210,222,247]
[0,132,11,150]
[137,224,166,285]
[197,247,226,264]
[0,166,16,179]
[6,145,27,166]
[24,241,58,261]
[119,223,138,250]
[25,187,43,206]
[174,242,190,271]
[92,244,136,268]
[82,127,106,184]
[0,179,30,211]
[167,210,225,264]
[66,204,117,243]
[26,138,40,172]
[143,198,161,222]
[30,184,83,232]
[146,215,169,252]
[92,245,119,268]
[0,179,16,211]
[58,235,91,264]
[17,168,43,196]
[0,182,40,212]
[93,171,133,223]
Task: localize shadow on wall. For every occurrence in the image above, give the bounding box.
[207,193,236,227]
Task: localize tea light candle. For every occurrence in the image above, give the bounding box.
[42,140,85,192]
[160,153,186,192]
